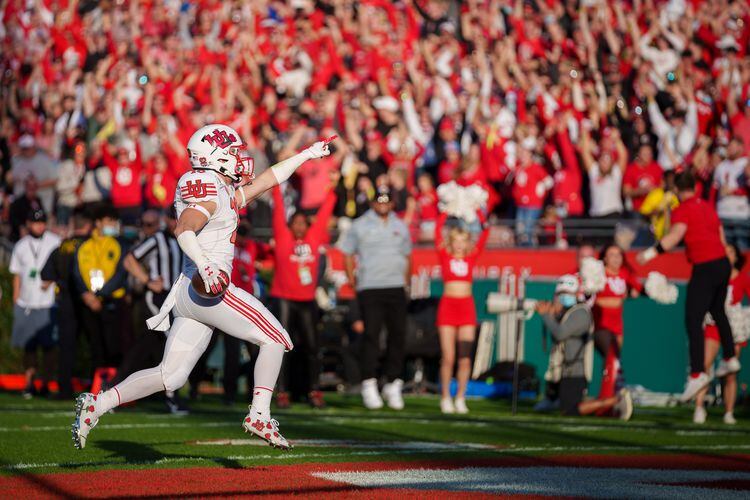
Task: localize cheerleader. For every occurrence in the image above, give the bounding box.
[694,243,750,425]
[435,211,489,414]
[593,243,643,403]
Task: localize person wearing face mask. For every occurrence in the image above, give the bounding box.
[9,209,61,398]
[72,204,129,372]
[535,275,633,420]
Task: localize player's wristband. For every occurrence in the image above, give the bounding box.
[655,242,666,254]
[176,231,208,269]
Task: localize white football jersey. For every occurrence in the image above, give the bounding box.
[175,170,239,276]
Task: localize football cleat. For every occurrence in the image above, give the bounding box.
[308,390,325,409]
[242,414,292,450]
[72,393,100,450]
[723,412,737,425]
[275,391,291,409]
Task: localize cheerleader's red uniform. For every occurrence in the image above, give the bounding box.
[593,268,643,336]
[704,272,750,347]
[593,266,642,402]
[435,213,489,327]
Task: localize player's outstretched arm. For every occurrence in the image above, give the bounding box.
[637,222,687,265]
[235,138,332,207]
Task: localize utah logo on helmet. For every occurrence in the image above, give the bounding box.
[187,124,255,183]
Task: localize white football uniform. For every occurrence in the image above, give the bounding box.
[175,170,238,276]
[144,169,293,393]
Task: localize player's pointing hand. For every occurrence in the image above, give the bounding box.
[303,135,336,160]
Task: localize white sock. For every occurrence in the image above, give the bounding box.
[97,367,164,417]
[249,343,285,420]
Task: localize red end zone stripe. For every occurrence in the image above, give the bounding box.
[224,292,291,349]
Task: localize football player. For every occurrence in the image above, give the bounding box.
[72,124,331,450]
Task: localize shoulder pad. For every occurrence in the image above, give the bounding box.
[178,170,220,203]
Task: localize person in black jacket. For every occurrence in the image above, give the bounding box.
[41,209,93,398]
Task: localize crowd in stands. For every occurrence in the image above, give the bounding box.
[2,0,750,418]
[1,0,750,248]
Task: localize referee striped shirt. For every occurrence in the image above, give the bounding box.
[131,231,183,291]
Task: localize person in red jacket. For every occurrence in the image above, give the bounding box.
[695,243,749,425]
[270,178,337,409]
[101,142,143,225]
[638,172,741,403]
[513,143,553,246]
[623,144,663,213]
[435,211,489,414]
[593,243,643,408]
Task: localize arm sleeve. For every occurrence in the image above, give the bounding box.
[338,222,359,255]
[8,246,22,275]
[271,185,291,243]
[40,249,59,282]
[647,101,671,139]
[435,212,447,249]
[542,308,592,342]
[177,171,221,205]
[471,224,490,258]
[96,255,128,298]
[309,188,337,244]
[72,249,89,294]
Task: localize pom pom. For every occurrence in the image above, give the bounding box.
[644,272,678,305]
[437,181,488,223]
[579,257,606,295]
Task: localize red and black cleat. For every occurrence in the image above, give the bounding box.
[308,390,326,409]
[275,391,291,409]
[241,414,293,450]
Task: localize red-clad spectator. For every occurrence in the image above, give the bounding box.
[548,122,583,218]
[513,142,553,246]
[438,142,461,185]
[101,142,143,225]
[270,179,337,408]
[623,144,663,212]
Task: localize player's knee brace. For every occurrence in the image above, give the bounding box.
[457,341,474,360]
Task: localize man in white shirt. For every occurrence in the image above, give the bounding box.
[713,137,750,248]
[9,209,62,398]
[9,135,59,215]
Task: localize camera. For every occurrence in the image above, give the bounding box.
[486,293,538,318]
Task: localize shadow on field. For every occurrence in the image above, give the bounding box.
[94,440,246,470]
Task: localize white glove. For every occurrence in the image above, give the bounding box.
[198,262,228,294]
[303,140,332,160]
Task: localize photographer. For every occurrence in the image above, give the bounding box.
[536,275,632,420]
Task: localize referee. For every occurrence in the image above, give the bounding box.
[117,209,186,413]
[637,172,740,402]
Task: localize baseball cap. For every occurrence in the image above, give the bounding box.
[375,186,392,203]
[26,208,47,223]
[555,274,580,295]
[18,134,35,149]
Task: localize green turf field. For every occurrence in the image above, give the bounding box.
[1,392,749,476]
